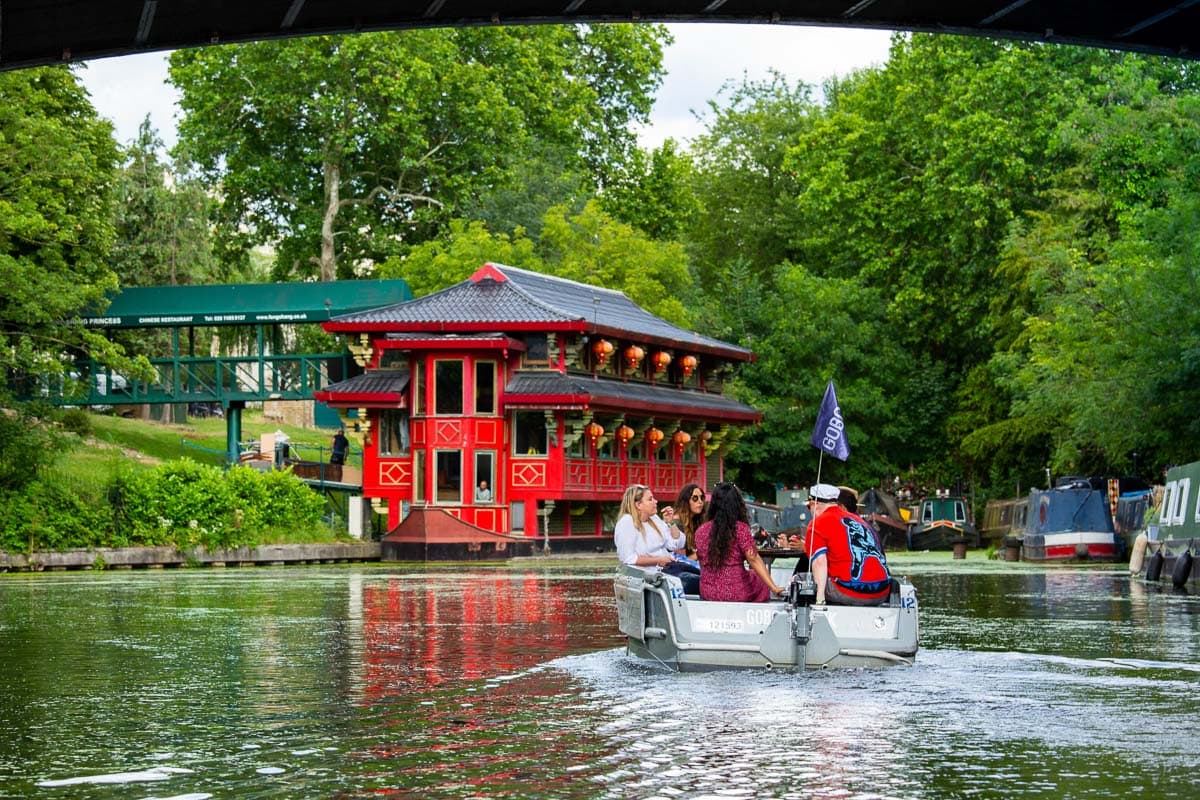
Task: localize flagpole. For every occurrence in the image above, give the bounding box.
[816,450,824,485]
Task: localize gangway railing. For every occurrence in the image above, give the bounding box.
[28,352,349,407]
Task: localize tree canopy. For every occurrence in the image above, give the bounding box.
[168,26,669,281]
[0,66,123,388]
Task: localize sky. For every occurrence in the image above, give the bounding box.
[77,23,894,153]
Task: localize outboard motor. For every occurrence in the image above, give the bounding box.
[788,572,818,606]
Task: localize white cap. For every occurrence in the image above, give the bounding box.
[809,483,840,502]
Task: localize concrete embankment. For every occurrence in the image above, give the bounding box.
[0,542,381,571]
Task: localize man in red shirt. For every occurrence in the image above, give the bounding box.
[807,483,892,606]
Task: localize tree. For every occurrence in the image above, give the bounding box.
[601,139,699,241]
[111,117,217,287]
[0,66,124,388]
[685,72,817,289]
[537,200,692,326]
[169,26,668,281]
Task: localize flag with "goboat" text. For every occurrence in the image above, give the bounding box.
[810,380,850,461]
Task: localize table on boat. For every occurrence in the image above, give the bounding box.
[757,547,809,586]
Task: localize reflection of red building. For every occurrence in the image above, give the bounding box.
[316,263,759,559]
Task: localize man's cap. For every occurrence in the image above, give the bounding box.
[809,483,840,502]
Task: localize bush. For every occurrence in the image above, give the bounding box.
[107,460,327,550]
[0,480,110,553]
[59,409,94,438]
[0,406,68,491]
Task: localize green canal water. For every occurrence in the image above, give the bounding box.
[1,559,1198,799]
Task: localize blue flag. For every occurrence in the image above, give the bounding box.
[810,380,850,461]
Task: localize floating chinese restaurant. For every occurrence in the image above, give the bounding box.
[315,263,760,560]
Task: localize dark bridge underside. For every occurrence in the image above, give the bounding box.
[4,1,1200,71]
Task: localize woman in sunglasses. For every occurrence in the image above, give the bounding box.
[614,483,699,594]
[672,483,707,560]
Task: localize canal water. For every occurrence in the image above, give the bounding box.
[1,559,1198,799]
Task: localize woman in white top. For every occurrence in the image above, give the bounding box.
[614,484,686,571]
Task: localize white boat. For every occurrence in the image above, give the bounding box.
[613,563,919,671]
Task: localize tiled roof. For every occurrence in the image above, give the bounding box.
[503,370,759,422]
[330,263,751,360]
[314,370,410,406]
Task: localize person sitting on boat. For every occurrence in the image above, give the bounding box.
[808,483,892,606]
[839,486,885,552]
[614,484,699,594]
[694,482,787,602]
[672,482,707,560]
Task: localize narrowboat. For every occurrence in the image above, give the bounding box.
[907,491,979,550]
[1018,479,1118,563]
[1141,460,1199,584]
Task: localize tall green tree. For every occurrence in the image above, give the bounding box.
[685,72,817,289]
[169,26,668,281]
[111,117,217,287]
[0,66,123,387]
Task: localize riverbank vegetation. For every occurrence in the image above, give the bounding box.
[3,30,1199,506]
[0,406,334,554]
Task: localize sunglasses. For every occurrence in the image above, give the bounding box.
[690,493,704,501]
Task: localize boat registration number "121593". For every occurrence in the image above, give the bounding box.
[693,608,775,633]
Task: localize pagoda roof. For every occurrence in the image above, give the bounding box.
[314,370,410,407]
[326,263,751,361]
[502,371,760,423]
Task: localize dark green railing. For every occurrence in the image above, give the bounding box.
[31,352,348,407]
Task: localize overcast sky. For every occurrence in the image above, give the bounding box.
[78,23,894,153]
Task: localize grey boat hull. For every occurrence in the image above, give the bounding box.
[613,566,919,671]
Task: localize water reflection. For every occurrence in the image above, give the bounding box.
[0,564,1198,798]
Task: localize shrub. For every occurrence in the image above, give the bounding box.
[0,406,68,491]
[59,409,93,438]
[0,479,110,553]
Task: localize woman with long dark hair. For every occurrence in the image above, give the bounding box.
[694,482,786,602]
[672,483,706,559]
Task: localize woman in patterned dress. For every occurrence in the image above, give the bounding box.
[694,482,786,602]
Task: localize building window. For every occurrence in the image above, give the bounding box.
[435,450,462,503]
[379,409,409,455]
[434,359,463,415]
[474,361,496,414]
[513,411,548,455]
[523,334,550,367]
[413,450,425,503]
[378,350,407,369]
[474,451,495,504]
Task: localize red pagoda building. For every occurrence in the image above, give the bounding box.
[315,263,760,559]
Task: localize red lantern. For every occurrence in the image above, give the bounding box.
[646,427,664,446]
[652,351,672,373]
[592,338,614,367]
[585,422,604,444]
[624,345,644,370]
[615,424,635,444]
[699,430,713,442]
[672,430,691,449]
[680,354,698,377]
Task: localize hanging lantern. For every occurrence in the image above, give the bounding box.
[624,344,644,370]
[699,430,713,442]
[680,354,698,377]
[646,427,664,446]
[652,351,672,373]
[672,430,691,449]
[615,424,635,444]
[591,338,614,367]
[585,421,604,444]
